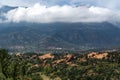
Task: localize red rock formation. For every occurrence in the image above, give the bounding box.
[39,53,54,59]
[65,54,74,62]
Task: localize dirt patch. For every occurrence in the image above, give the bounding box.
[39,53,54,59]
[88,52,108,59]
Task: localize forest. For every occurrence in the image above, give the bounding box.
[0,49,120,80]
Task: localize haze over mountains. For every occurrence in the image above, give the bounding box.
[1,3,120,23]
[0,22,120,52]
[0,5,120,52]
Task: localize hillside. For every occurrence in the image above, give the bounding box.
[0,49,120,80]
[0,22,120,52]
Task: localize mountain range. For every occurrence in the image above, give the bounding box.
[0,6,120,52]
[0,22,120,52]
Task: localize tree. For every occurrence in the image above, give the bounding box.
[0,49,11,79]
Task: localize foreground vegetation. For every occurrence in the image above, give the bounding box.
[0,49,120,80]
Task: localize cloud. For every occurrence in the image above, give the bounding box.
[0,2,2,8]
[2,3,120,23]
[1,0,120,10]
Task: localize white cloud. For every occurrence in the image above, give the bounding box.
[3,3,120,23]
[0,3,2,8]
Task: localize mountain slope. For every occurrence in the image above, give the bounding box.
[0,5,17,13]
[0,22,120,52]
[0,6,17,20]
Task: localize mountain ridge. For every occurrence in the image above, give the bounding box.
[0,22,120,52]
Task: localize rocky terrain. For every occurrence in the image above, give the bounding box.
[0,49,119,80]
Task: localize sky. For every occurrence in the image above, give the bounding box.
[1,0,120,9]
[0,0,120,23]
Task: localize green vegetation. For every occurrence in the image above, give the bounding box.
[1,22,120,52]
[0,49,120,80]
